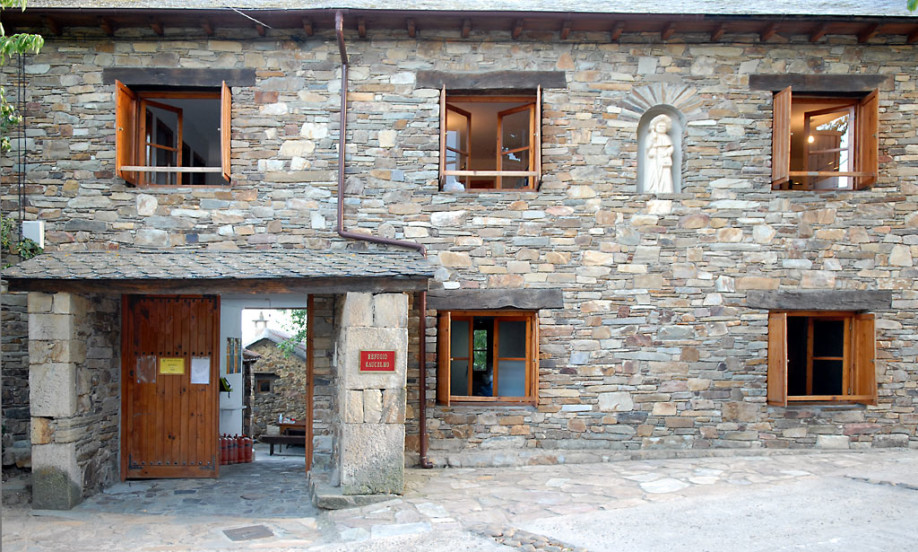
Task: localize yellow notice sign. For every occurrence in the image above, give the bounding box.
[159,358,185,375]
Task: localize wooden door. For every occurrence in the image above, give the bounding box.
[122,295,220,479]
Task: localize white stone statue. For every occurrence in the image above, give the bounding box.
[644,114,675,194]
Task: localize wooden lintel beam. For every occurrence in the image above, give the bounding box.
[407,18,416,38]
[150,20,164,37]
[461,18,472,38]
[610,21,625,42]
[255,24,266,37]
[858,23,880,44]
[512,19,524,40]
[302,17,314,36]
[43,16,61,36]
[201,20,214,37]
[661,23,676,41]
[711,24,725,42]
[810,23,830,42]
[760,22,778,42]
[99,17,114,36]
[909,26,918,44]
[560,20,572,40]
[358,17,366,38]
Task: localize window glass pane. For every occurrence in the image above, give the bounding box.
[812,359,844,395]
[497,359,526,397]
[451,319,469,357]
[812,319,844,357]
[450,359,469,396]
[501,108,531,152]
[786,317,808,396]
[498,320,526,358]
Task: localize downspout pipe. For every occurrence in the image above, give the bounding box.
[334,10,433,469]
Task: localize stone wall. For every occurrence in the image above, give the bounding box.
[1,285,31,471]
[0,26,916,470]
[28,292,120,508]
[248,339,308,437]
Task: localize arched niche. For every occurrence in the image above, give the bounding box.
[637,105,685,194]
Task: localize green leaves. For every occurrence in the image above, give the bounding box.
[0,33,44,63]
[910,0,918,12]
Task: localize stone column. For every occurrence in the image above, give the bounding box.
[335,292,408,496]
[28,292,88,510]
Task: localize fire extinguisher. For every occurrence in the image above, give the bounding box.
[244,435,253,463]
[231,435,239,464]
[220,434,227,465]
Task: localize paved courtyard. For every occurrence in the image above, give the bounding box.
[3,448,917,551]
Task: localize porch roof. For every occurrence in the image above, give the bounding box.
[1,249,433,295]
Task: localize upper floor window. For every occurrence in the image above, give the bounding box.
[772,87,877,191]
[116,80,231,186]
[439,88,542,191]
[767,311,876,406]
[437,310,539,405]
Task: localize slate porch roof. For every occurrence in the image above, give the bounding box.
[2,249,433,294]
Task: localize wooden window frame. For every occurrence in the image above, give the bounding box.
[439,88,542,192]
[767,310,876,406]
[771,87,878,191]
[437,309,539,406]
[116,80,232,186]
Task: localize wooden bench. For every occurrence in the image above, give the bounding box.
[259,435,305,456]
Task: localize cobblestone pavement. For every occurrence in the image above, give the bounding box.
[4,449,918,551]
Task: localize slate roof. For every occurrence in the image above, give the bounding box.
[23,0,917,18]
[2,249,434,283]
[245,328,307,360]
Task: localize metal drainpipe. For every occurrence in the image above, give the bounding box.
[334,11,433,469]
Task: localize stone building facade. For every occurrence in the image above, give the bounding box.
[246,331,309,438]
[1,2,917,505]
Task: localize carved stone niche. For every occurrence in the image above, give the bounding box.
[637,105,684,194]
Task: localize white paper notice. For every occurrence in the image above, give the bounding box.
[191,357,210,385]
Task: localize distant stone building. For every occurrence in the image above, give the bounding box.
[245,328,308,438]
[1,1,917,509]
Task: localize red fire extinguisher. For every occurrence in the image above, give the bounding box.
[244,435,253,463]
[220,434,227,465]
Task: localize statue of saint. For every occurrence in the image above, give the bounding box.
[644,114,675,194]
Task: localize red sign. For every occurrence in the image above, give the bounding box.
[360,350,396,372]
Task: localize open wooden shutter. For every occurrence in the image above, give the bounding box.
[852,313,877,405]
[771,86,791,190]
[535,84,542,190]
[437,311,451,405]
[528,312,539,400]
[221,81,232,182]
[438,86,447,190]
[115,80,138,185]
[767,312,788,406]
[855,89,878,190]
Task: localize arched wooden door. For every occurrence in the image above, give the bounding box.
[121,295,220,479]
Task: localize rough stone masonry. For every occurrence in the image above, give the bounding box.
[0,21,916,481]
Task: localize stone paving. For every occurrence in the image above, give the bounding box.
[3,449,918,551]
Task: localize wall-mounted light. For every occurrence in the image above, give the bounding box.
[807,135,815,144]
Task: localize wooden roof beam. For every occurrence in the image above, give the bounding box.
[255,23,266,37]
[810,23,830,42]
[711,23,725,42]
[461,18,472,38]
[201,20,214,37]
[760,22,778,42]
[150,19,164,37]
[560,19,572,40]
[302,17,314,36]
[43,16,61,36]
[661,22,676,41]
[512,19,524,40]
[610,21,625,42]
[99,17,114,36]
[358,16,366,39]
[909,26,918,44]
[407,18,417,38]
[858,23,880,43]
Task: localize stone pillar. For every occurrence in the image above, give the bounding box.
[28,292,88,510]
[335,292,408,496]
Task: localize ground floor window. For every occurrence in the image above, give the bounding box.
[767,311,876,406]
[437,310,538,405]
